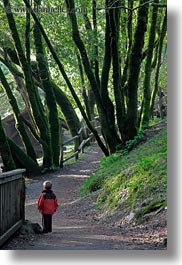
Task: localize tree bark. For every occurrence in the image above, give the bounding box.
[22,0,109,156]
[92,0,100,88]
[0,116,16,172]
[150,11,167,117]
[121,0,133,97]
[125,0,149,140]
[51,81,81,155]
[99,0,122,152]
[0,55,81,145]
[3,0,53,168]
[33,23,60,167]
[25,1,31,63]
[76,52,91,120]
[140,0,159,128]
[66,0,121,153]
[51,81,81,136]
[108,0,126,142]
[8,138,40,173]
[0,66,37,162]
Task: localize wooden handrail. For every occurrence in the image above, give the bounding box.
[60,118,101,166]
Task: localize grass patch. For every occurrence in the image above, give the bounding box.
[81,126,167,214]
[134,198,167,220]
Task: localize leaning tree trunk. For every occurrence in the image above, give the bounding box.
[33,23,60,167]
[0,54,81,149]
[99,0,122,152]
[51,81,81,154]
[121,0,134,90]
[22,0,109,156]
[65,0,121,153]
[50,81,81,134]
[92,0,100,88]
[108,0,127,142]
[76,53,91,120]
[125,0,149,140]
[0,116,16,172]
[0,66,37,162]
[3,0,53,168]
[8,138,40,174]
[0,55,38,131]
[140,0,159,129]
[150,11,167,117]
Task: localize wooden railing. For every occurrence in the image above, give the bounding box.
[0,169,26,248]
[60,120,101,167]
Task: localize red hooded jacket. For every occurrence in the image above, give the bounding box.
[38,189,58,215]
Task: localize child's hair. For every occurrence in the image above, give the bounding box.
[43,180,52,190]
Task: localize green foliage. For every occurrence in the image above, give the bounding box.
[125,130,145,151]
[81,127,167,213]
[40,163,57,174]
[0,0,167,170]
[116,129,145,155]
[134,198,167,221]
[81,153,121,195]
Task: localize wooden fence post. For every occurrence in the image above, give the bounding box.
[0,169,26,248]
[60,117,101,167]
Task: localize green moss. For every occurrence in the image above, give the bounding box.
[81,127,167,214]
[134,198,167,220]
[0,116,16,171]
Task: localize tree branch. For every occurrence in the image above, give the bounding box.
[22,0,109,156]
[96,0,166,11]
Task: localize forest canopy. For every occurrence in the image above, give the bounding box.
[0,0,167,173]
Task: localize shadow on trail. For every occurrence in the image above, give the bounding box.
[2,143,165,250]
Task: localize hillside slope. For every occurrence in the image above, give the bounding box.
[81,121,167,246]
[2,123,167,249]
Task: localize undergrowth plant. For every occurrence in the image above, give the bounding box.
[81,127,167,215]
[117,129,145,156]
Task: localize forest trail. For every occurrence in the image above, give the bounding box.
[2,142,166,250]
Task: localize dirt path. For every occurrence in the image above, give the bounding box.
[2,143,166,250]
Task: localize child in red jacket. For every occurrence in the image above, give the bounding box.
[38,180,58,233]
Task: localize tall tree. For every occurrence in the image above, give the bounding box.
[0,48,81,145]
[0,65,37,162]
[22,0,109,156]
[108,0,126,142]
[65,0,121,153]
[3,0,53,168]
[0,115,16,171]
[150,10,167,117]
[0,0,167,167]
[125,0,149,140]
[141,0,159,128]
[33,20,60,167]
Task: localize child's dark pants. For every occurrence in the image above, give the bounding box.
[42,214,52,232]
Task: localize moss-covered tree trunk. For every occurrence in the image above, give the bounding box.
[8,138,40,173]
[140,0,159,129]
[0,116,16,171]
[83,7,99,115]
[22,0,109,156]
[65,0,121,154]
[76,53,91,120]
[150,11,167,117]
[1,54,81,150]
[125,0,149,140]
[92,0,100,88]
[3,0,53,168]
[121,0,134,90]
[0,66,37,162]
[99,0,122,152]
[33,23,60,167]
[108,0,127,142]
